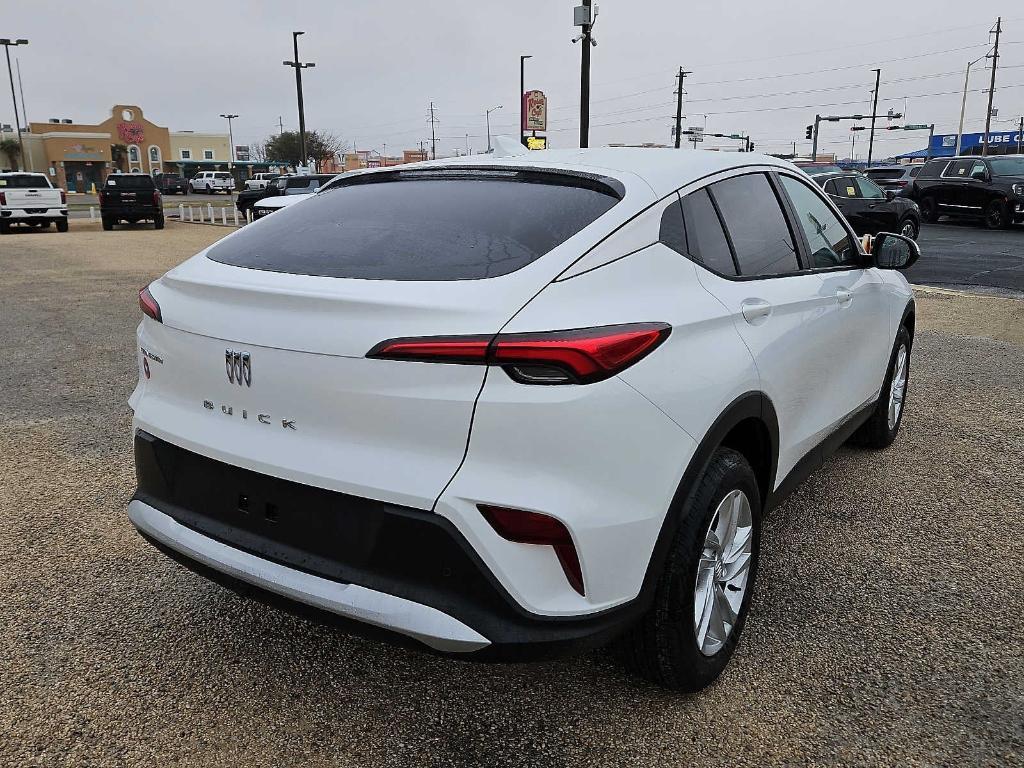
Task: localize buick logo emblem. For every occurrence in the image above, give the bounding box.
[225,349,252,387]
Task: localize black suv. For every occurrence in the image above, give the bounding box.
[99,174,164,230]
[813,171,922,239]
[906,155,1024,229]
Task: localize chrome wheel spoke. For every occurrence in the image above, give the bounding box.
[714,583,738,626]
[723,550,751,582]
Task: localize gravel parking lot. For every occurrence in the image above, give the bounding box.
[1,221,1022,767]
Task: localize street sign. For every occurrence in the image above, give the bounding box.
[687,126,704,142]
[903,124,930,131]
[234,145,250,162]
[522,90,548,132]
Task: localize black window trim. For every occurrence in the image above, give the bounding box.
[773,170,868,274]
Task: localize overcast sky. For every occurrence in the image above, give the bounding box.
[4,2,1021,160]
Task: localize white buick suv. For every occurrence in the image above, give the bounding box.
[128,148,918,691]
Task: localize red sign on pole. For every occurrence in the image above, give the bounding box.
[522,90,547,132]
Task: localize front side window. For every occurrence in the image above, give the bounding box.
[779,175,858,269]
[989,157,1024,176]
[854,177,885,199]
[207,172,621,280]
[709,174,799,276]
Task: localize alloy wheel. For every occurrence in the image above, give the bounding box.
[986,205,1004,228]
[888,344,908,430]
[901,220,917,239]
[694,489,753,656]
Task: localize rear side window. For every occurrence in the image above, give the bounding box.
[658,199,687,255]
[918,160,948,179]
[678,189,737,276]
[207,173,620,280]
[709,174,799,276]
[106,175,155,189]
[944,160,973,178]
[825,178,858,198]
[909,167,922,177]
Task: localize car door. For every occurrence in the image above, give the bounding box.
[777,173,892,418]
[853,176,899,234]
[686,171,843,480]
[940,159,974,213]
[960,160,991,212]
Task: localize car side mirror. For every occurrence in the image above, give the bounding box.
[872,232,920,270]
[971,170,988,181]
[885,189,896,201]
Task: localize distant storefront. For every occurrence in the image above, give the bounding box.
[20,105,271,192]
[898,130,1024,160]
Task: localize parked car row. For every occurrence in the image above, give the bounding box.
[237,173,339,220]
[900,156,1024,229]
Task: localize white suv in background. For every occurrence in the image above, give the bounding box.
[244,172,279,191]
[188,171,235,194]
[127,149,918,691]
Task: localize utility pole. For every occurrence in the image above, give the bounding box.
[1,38,28,171]
[283,31,315,170]
[982,16,1001,157]
[428,101,438,160]
[519,55,532,147]
[811,115,821,160]
[673,68,691,149]
[1018,115,1023,156]
[277,116,284,135]
[867,68,881,166]
[574,1,596,148]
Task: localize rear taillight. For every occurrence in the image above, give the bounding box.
[0,191,6,205]
[153,190,161,206]
[479,505,584,595]
[367,323,670,385]
[60,189,67,204]
[139,285,162,323]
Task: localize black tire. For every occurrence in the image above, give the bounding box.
[154,215,165,230]
[101,217,113,231]
[617,447,762,691]
[898,217,919,240]
[849,325,912,449]
[56,219,69,232]
[983,200,1010,230]
[919,196,939,223]
[0,221,10,235]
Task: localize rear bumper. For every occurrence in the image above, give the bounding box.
[1,208,67,220]
[129,431,641,659]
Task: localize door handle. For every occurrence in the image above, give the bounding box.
[740,299,772,324]
[836,288,854,306]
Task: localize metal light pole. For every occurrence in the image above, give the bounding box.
[867,68,881,166]
[1,38,28,170]
[957,56,986,156]
[283,32,315,171]
[220,114,237,194]
[485,105,503,152]
[573,2,597,148]
[519,55,531,147]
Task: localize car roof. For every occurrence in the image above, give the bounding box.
[376,147,799,199]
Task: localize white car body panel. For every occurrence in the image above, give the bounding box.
[128,148,916,640]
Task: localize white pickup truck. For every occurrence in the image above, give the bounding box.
[243,172,279,191]
[187,171,236,194]
[0,172,69,234]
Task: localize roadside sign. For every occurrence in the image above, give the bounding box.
[522,90,547,132]
[687,126,704,142]
[526,136,547,150]
[235,145,250,162]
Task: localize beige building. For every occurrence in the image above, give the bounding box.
[17,104,234,192]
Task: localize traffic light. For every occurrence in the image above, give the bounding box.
[805,124,814,140]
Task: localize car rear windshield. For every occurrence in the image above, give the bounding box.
[161,175,182,181]
[0,174,51,188]
[865,168,903,179]
[207,171,621,280]
[214,173,232,179]
[106,175,155,189]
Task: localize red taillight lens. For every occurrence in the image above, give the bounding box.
[479,505,584,595]
[60,189,67,204]
[139,285,162,323]
[153,190,161,206]
[367,323,670,385]
[0,191,6,205]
